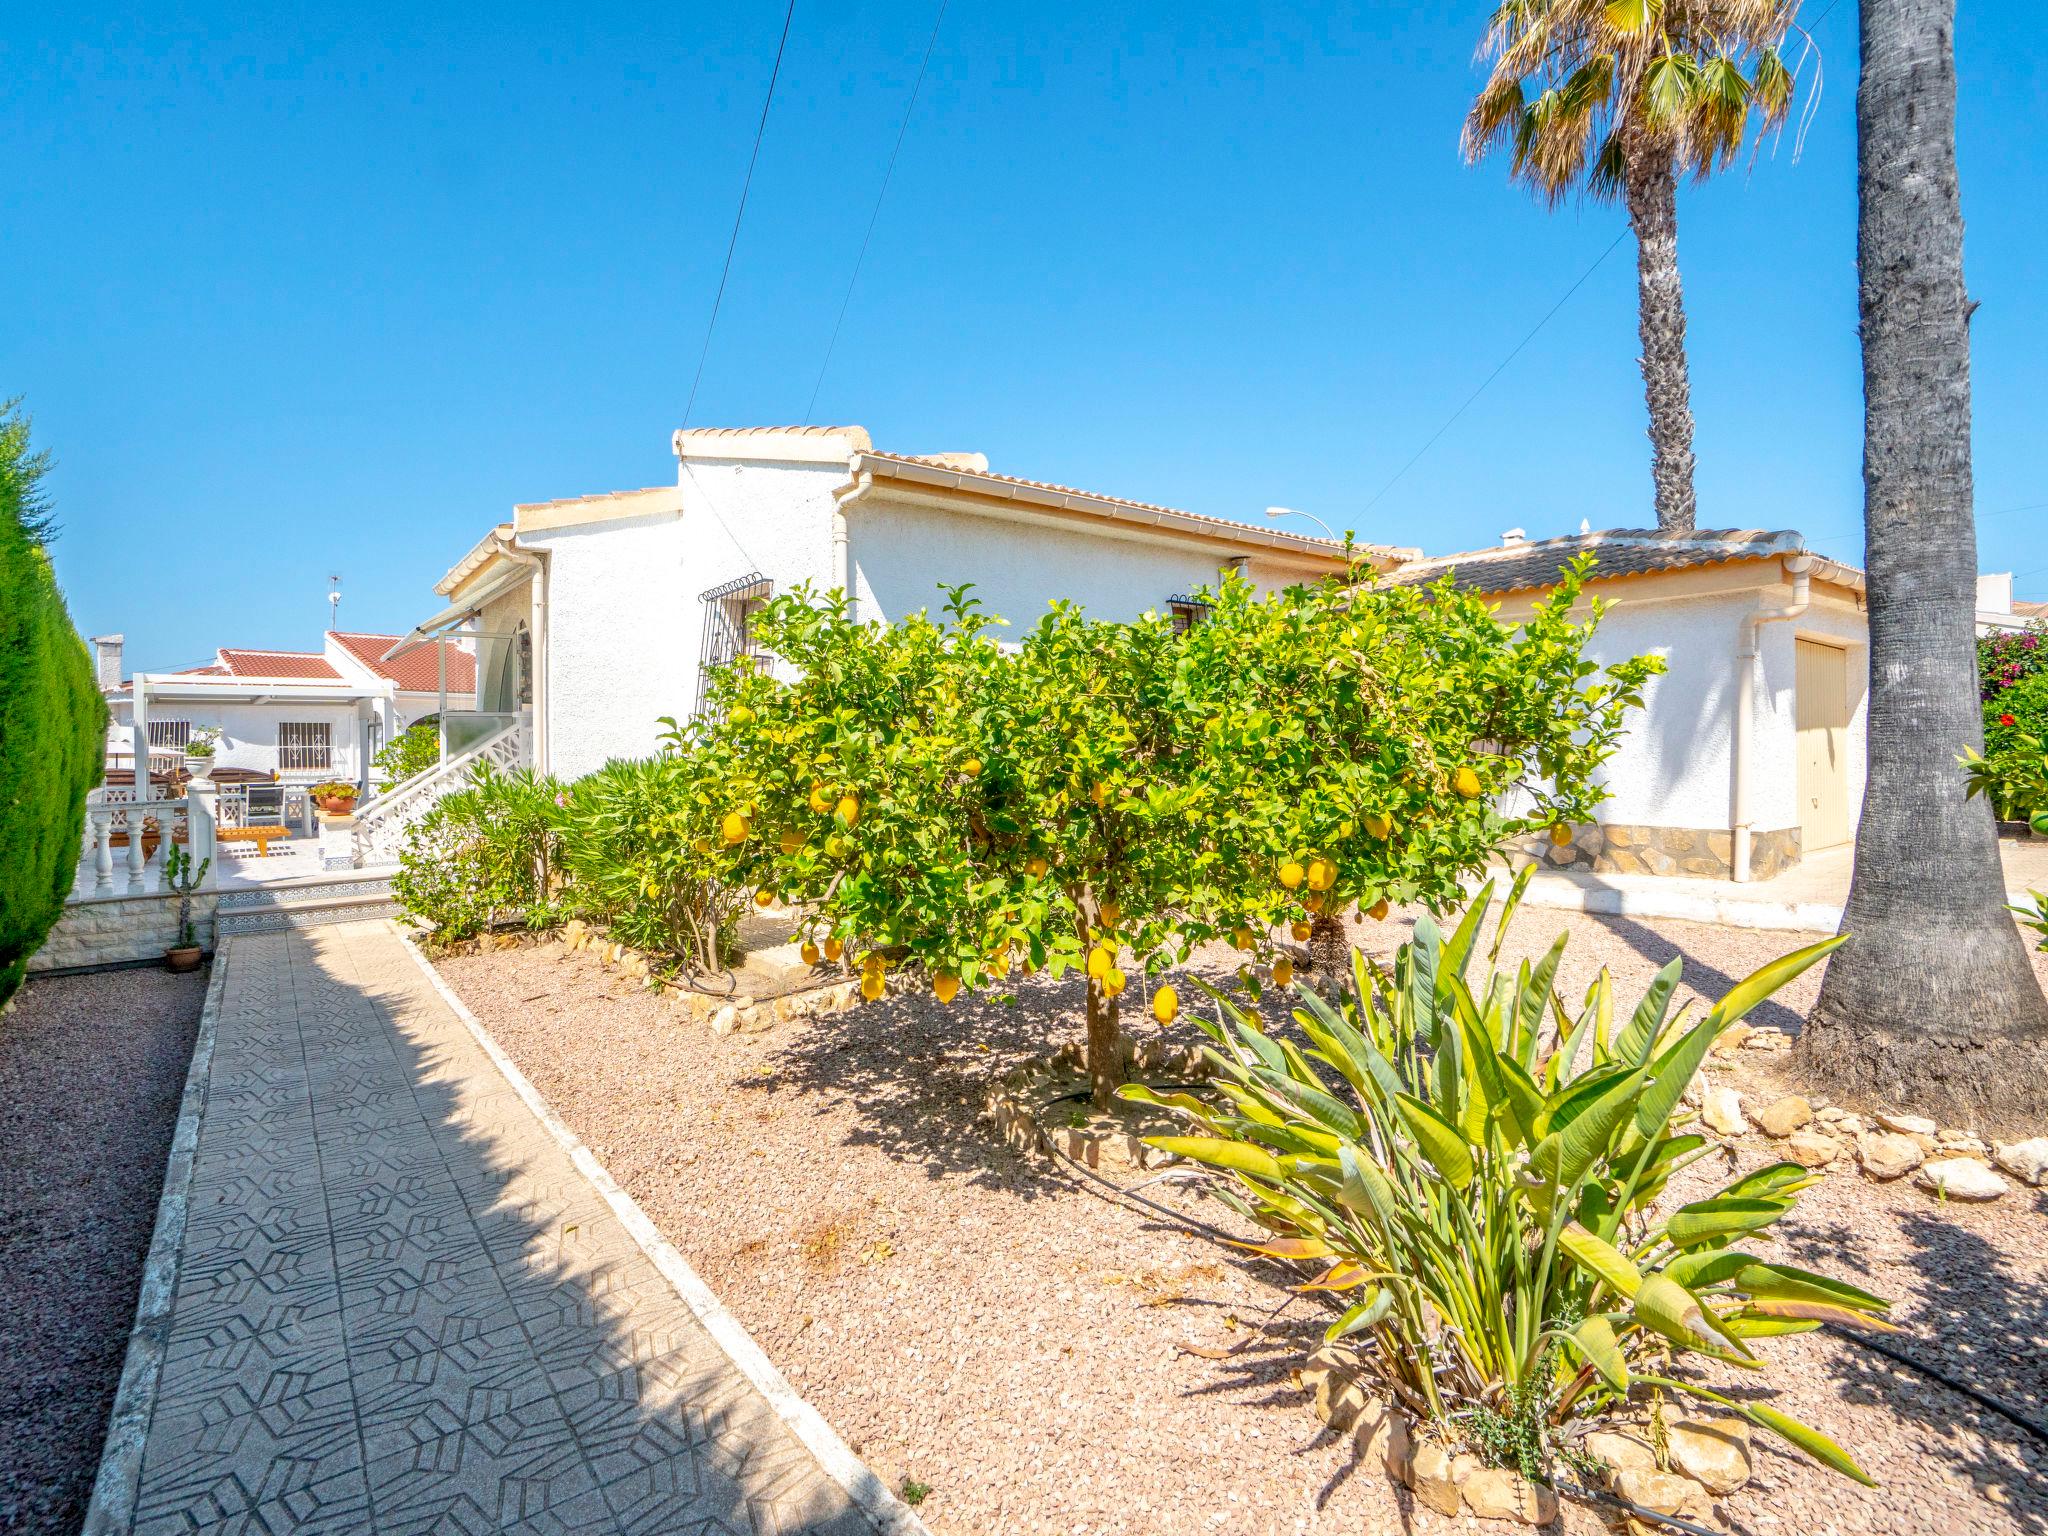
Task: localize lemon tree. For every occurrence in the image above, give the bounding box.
[687,557,1654,1108]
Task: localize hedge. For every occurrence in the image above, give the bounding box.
[0,403,106,1002]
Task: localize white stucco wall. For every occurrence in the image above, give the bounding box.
[1561,585,1868,837]
[525,461,1345,783]
[117,697,372,782]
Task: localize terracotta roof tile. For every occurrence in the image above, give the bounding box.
[328,631,478,693]
[511,488,672,514]
[215,648,344,680]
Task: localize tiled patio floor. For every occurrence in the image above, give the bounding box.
[116,921,878,1536]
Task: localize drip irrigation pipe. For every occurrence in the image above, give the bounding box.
[1024,1082,2048,1536]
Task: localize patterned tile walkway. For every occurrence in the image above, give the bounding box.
[121,921,877,1536]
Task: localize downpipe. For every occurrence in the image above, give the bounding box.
[1730,555,1814,883]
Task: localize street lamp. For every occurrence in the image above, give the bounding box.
[1265,505,1344,543]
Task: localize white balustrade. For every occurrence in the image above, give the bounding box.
[78,788,214,896]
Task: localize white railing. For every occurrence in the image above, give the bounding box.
[349,716,528,869]
[80,786,217,897]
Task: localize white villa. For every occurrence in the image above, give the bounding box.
[1387,527,1870,882]
[98,629,476,789]
[386,425,1408,781]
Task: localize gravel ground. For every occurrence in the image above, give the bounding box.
[0,966,206,1535]
[440,910,2048,1536]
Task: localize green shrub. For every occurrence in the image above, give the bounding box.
[0,402,106,1003]
[1130,876,1886,1486]
[553,739,747,974]
[390,763,564,944]
[373,718,440,789]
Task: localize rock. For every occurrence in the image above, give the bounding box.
[1351,1398,1399,1466]
[1298,1344,1360,1395]
[1667,1418,1753,1495]
[1907,1130,1938,1155]
[1878,1111,1937,1136]
[1381,1410,1416,1485]
[709,1005,739,1037]
[1857,1131,1925,1181]
[1785,1130,1841,1168]
[1937,1134,1988,1159]
[1713,1022,1755,1056]
[1463,1468,1559,1524]
[1310,1364,1372,1433]
[1994,1137,2048,1186]
[1835,1114,1866,1136]
[1450,1452,1482,1488]
[1756,1095,1813,1138]
[1701,1086,1746,1137]
[1585,1428,1659,1484]
[1917,1158,2010,1202]
[1410,1443,1463,1518]
[1742,1029,1788,1051]
[1614,1467,1712,1523]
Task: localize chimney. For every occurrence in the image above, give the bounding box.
[91,634,124,690]
[1500,528,1527,548]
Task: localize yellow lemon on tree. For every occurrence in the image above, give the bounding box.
[728,704,755,727]
[1369,898,1390,921]
[1231,926,1254,951]
[1090,781,1109,806]
[1087,944,1114,980]
[1103,967,1126,998]
[1291,920,1312,942]
[1365,812,1392,841]
[1550,822,1573,847]
[825,834,850,859]
[823,936,844,962]
[809,783,833,814]
[1278,859,1305,890]
[800,941,821,966]
[1026,855,1049,878]
[753,888,776,909]
[1098,898,1120,930]
[1305,856,1337,892]
[1305,892,1325,914]
[1152,984,1178,1024]
[861,973,885,1002]
[933,971,961,1004]
[693,836,713,854]
[644,881,660,899]
[719,811,749,845]
[779,827,802,854]
[835,793,861,826]
[961,757,983,778]
[1454,765,1483,799]
[1272,957,1294,987]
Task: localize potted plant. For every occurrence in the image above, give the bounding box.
[162,844,210,972]
[183,726,221,779]
[310,780,361,815]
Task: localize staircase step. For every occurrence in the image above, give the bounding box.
[214,873,399,934]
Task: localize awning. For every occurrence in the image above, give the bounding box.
[383,563,531,661]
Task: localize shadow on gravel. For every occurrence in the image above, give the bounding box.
[1598,915,1807,1037]
[1785,1205,2048,1533]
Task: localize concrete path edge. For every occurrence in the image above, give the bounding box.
[82,941,234,1536]
[393,923,932,1536]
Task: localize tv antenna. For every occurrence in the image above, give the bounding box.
[327,574,342,630]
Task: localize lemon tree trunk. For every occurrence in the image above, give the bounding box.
[1801,0,2048,1131]
[1084,979,1126,1111]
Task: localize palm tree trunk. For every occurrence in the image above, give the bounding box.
[1800,0,2048,1131]
[1624,154,1699,534]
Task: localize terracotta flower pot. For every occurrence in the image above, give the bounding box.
[165,945,203,973]
[315,794,359,814]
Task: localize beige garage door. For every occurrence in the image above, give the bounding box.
[1796,638,1851,851]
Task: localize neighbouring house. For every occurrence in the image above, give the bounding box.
[1977,572,2047,635]
[97,630,477,790]
[1383,527,1869,882]
[386,425,1412,782]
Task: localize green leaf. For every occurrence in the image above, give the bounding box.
[1147,1136,1282,1182]
[1569,1314,1629,1390]
[1396,1093,1476,1189]
[1745,1405,1878,1487]
[1325,1287,1395,1342]
[1666,1197,1791,1250]
[1532,1067,1645,1187]
[1631,1274,1747,1357]
[1720,1162,1820,1200]
[1705,935,1847,1033]
[1612,958,1681,1067]
[1558,1223,1642,1298]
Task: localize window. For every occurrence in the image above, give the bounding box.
[278,721,333,772]
[147,720,192,749]
[1167,596,1212,635]
[696,573,774,714]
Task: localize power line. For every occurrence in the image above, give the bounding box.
[682,0,800,431]
[805,0,951,422]
[1357,228,1629,519]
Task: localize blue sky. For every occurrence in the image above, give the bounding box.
[5,1,2043,671]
